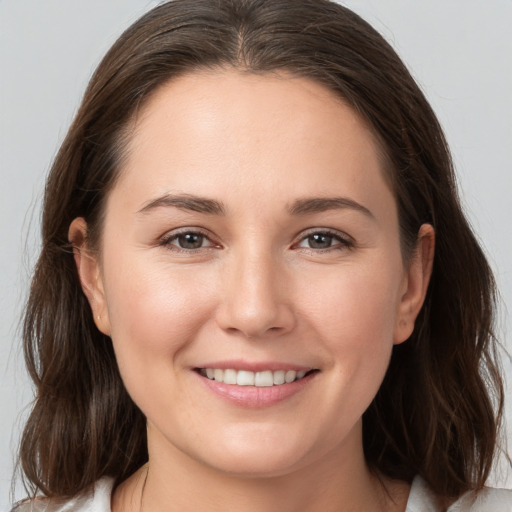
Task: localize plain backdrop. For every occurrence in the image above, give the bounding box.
[1,0,511,506]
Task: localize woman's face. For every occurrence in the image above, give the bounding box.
[74,70,431,478]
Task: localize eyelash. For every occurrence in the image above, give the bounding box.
[293,229,354,253]
[159,228,354,253]
[159,228,218,253]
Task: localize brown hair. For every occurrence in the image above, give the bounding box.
[18,0,503,502]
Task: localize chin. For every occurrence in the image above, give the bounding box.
[186,424,325,479]
[203,449,308,479]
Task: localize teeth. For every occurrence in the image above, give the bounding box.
[254,370,273,387]
[201,368,311,386]
[273,370,285,385]
[223,369,237,385]
[285,370,297,383]
[237,370,255,386]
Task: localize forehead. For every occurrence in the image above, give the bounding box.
[111,69,393,217]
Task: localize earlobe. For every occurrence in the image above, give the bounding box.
[68,218,111,336]
[394,224,435,344]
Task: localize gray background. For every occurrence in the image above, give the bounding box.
[1,0,511,506]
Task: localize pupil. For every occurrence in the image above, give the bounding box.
[179,233,202,249]
[309,233,332,249]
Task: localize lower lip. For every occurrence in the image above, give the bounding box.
[196,371,318,408]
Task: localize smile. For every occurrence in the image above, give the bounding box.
[198,368,312,387]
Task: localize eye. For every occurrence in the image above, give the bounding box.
[160,230,217,251]
[303,233,335,249]
[296,230,353,251]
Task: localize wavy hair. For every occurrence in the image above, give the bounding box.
[18,0,503,501]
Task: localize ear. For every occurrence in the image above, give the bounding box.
[68,218,111,336]
[393,223,435,344]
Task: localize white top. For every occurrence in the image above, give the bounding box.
[405,477,512,511]
[11,476,512,511]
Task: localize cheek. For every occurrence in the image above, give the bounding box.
[299,260,403,400]
[102,254,217,372]
[303,263,401,344]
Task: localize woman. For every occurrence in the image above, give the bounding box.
[13,0,510,510]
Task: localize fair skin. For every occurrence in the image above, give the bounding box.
[70,70,434,512]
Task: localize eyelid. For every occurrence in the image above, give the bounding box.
[159,227,221,251]
[292,227,355,250]
[157,226,353,253]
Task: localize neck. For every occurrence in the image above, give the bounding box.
[112,423,409,512]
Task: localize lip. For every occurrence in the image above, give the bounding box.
[193,364,319,408]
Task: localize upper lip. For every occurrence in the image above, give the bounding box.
[194,360,315,372]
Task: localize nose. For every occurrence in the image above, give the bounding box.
[215,249,296,340]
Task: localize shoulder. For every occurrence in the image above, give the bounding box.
[406,475,512,512]
[447,485,512,511]
[10,477,115,512]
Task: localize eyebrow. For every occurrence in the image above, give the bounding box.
[137,193,226,215]
[137,193,373,219]
[288,197,375,219]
